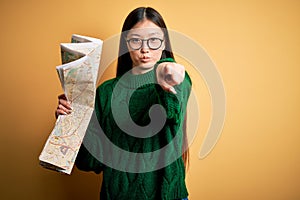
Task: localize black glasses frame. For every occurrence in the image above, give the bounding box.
[126,38,164,50]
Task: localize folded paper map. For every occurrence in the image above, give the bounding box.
[39,34,103,174]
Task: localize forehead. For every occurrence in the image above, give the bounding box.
[127,20,164,38]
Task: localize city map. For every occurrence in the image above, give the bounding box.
[39,34,103,174]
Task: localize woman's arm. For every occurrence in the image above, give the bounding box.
[155,59,192,123]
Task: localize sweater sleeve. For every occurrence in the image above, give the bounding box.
[155,58,192,123]
[75,143,103,174]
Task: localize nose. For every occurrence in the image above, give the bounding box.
[140,40,149,53]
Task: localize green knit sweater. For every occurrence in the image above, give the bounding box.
[75,58,192,200]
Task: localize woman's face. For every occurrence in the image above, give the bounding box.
[126,19,165,74]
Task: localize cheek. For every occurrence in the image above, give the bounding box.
[128,51,139,60]
[152,50,163,60]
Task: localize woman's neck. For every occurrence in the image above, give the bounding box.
[131,65,154,75]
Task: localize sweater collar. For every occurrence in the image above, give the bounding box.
[116,58,175,89]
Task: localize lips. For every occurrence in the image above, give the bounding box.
[140,56,150,62]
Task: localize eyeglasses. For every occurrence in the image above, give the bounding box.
[126,38,164,50]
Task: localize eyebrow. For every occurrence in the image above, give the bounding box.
[127,32,163,38]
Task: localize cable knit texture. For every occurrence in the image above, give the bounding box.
[75,58,192,200]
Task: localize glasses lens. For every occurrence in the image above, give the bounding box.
[129,38,142,50]
[148,38,163,49]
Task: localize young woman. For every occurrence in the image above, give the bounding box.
[56,7,191,200]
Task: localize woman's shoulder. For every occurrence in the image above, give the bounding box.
[95,78,119,103]
[96,77,119,92]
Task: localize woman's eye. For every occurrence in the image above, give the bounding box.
[131,38,140,43]
[149,38,159,42]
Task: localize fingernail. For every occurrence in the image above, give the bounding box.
[170,87,177,94]
[67,101,73,110]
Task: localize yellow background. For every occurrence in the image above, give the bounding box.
[0,0,299,199]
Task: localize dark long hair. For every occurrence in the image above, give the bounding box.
[116,7,189,169]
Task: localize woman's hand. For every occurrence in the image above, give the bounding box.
[55,94,72,118]
[156,62,185,94]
